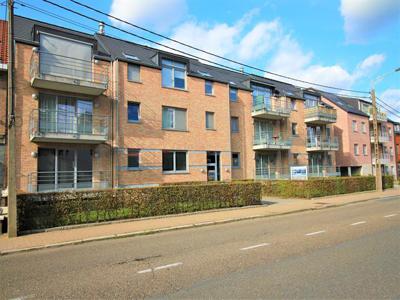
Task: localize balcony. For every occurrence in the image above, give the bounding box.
[29,109,110,144]
[372,155,391,165]
[370,133,390,143]
[28,170,111,193]
[308,165,340,177]
[304,105,337,124]
[306,136,339,151]
[252,96,291,119]
[255,167,290,180]
[361,106,387,123]
[30,50,108,96]
[394,126,400,135]
[253,133,292,150]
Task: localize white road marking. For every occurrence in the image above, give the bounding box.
[137,262,183,274]
[350,221,366,226]
[305,230,326,236]
[384,214,397,218]
[240,243,270,251]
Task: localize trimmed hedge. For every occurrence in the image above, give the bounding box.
[17,181,261,233]
[262,176,394,199]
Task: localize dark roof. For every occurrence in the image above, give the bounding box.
[320,92,369,117]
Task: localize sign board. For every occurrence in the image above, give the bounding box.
[290,166,308,180]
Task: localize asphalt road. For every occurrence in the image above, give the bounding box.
[1,196,399,299]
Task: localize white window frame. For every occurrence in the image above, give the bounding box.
[162,106,187,131]
[205,111,215,130]
[354,144,359,156]
[362,144,367,156]
[127,64,141,82]
[161,59,187,90]
[205,80,214,95]
[352,120,357,132]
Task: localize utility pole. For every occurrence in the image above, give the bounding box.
[371,88,382,192]
[7,0,17,237]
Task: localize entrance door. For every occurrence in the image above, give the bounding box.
[207,152,220,181]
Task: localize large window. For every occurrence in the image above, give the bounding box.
[162,151,187,173]
[232,153,240,168]
[127,149,139,168]
[161,59,186,89]
[205,80,213,95]
[231,117,239,133]
[229,87,238,102]
[205,111,214,130]
[162,106,187,130]
[304,93,319,108]
[127,64,140,82]
[128,102,140,122]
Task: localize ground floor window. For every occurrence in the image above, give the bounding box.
[127,149,140,168]
[232,152,240,168]
[162,150,187,173]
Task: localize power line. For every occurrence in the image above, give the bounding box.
[40,0,369,95]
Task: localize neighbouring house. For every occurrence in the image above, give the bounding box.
[393,121,400,177]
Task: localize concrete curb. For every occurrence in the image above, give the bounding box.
[0,194,398,256]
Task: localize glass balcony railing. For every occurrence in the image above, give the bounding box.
[370,133,390,143]
[304,105,337,124]
[306,136,339,151]
[29,109,110,143]
[252,96,291,119]
[27,170,112,193]
[253,132,292,150]
[361,106,387,122]
[372,154,392,165]
[30,50,109,95]
[255,165,340,180]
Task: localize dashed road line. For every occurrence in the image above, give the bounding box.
[384,214,397,218]
[240,243,270,251]
[350,221,366,226]
[137,262,183,274]
[305,230,326,236]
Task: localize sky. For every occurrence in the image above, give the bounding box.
[5,0,400,118]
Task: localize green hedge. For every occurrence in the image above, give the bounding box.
[262,176,393,199]
[17,181,261,232]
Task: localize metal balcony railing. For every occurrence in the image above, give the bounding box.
[361,106,387,122]
[255,165,340,180]
[306,136,339,151]
[372,154,391,165]
[252,96,291,118]
[30,50,108,95]
[30,109,110,143]
[28,170,112,193]
[253,132,292,149]
[304,105,337,124]
[370,133,390,143]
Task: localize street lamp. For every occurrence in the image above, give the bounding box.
[371,67,400,192]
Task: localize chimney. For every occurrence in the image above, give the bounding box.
[98,22,105,35]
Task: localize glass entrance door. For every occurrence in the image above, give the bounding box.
[207,152,220,181]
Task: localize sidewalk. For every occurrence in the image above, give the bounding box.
[0,188,398,255]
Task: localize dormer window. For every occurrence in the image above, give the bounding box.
[161,59,186,89]
[304,93,320,108]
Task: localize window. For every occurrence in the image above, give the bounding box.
[397,144,399,154]
[291,99,297,110]
[162,151,187,172]
[389,128,392,136]
[127,149,139,168]
[232,153,240,168]
[205,80,213,95]
[231,117,239,132]
[205,112,214,130]
[230,87,238,102]
[162,106,187,130]
[362,144,367,156]
[127,64,140,82]
[161,59,186,89]
[352,120,357,132]
[361,122,366,133]
[304,93,319,108]
[291,123,298,136]
[354,144,359,155]
[128,102,140,122]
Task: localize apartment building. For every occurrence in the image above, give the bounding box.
[393,122,400,177]
[322,94,397,177]
[1,16,341,193]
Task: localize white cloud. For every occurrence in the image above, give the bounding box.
[266,35,385,89]
[340,0,400,43]
[381,89,400,121]
[109,0,187,32]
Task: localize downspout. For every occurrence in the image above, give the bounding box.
[114,59,119,188]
